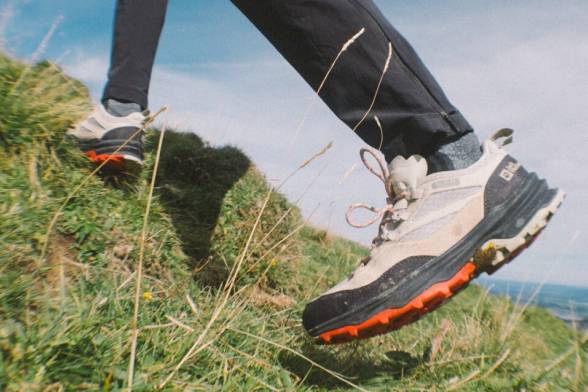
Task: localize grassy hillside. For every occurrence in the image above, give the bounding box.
[0,53,586,391]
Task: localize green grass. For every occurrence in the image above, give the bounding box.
[0,53,586,391]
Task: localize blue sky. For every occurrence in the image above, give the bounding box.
[2,0,587,286]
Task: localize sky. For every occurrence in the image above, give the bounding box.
[2,0,587,286]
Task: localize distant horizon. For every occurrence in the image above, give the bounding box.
[477,276,588,290]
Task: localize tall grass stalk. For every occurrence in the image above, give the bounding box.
[288,27,365,147]
[161,140,336,387]
[536,332,588,382]
[126,110,168,391]
[228,327,369,392]
[10,15,63,94]
[242,163,327,277]
[159,188,274,388]
[351,42,392,133]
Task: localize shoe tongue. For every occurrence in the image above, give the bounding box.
[388,155,428,196]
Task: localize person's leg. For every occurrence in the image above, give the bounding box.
[102,0,168,114]
[233,0,565,345]
[69,0,168,171]
[231,0,479,171]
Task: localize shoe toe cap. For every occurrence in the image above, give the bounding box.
[302,255,434,336]
[302,292,353,336]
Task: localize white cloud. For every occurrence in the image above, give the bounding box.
[63,54,108,87]
[0,0,16,51]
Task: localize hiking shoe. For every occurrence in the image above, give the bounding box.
[67,104,146,172]
[302,129,565,344]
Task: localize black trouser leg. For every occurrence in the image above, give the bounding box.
[232,0,473,160]
[102,0,168,110]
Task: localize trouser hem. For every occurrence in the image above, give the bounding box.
[380,110,473,161]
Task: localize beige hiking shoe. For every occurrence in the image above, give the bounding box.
[302,129,565,344]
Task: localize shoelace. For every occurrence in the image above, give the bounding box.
[345,148,411,244]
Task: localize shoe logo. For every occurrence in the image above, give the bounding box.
[499,161,521,181]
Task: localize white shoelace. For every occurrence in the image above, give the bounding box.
[345,148,412,245]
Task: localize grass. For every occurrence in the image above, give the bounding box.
[0,53,586,391]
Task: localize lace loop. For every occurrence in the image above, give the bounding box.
[359,148,396,198]
[345,148,406,231]
[345,203,395,228]
[489,128,514,148]
[359,148,389,184]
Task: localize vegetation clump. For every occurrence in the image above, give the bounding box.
[0,54,586,391]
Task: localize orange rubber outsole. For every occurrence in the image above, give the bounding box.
[85,150,127,171]
[317,231,542,344]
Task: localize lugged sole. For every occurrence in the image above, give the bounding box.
[85,150,143,174]
[68,131,144,174]
[317,190,565,344]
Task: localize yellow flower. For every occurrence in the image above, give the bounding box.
[143,291,153,301]
[270,258,278,267]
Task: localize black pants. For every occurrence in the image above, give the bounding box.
[103,0,473,160]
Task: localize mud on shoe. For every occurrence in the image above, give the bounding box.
[67,104,146,173]
[302,129,565,344]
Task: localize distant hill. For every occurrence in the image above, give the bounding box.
[478,278,588,330]
[1,53,586,390]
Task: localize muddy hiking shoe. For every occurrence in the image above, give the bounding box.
[67,104,147,173]
[302,129,565,344]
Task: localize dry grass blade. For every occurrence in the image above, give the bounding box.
[374,115,384,151]
[10,15,63,94]
[223,190,273,293]
[447,369,481,391]
[159,191,274,388]
[254,222,307,284]
[447,349,511,390]
[480,348,511,379]
[340,162,358,185]
[186,294,198,315]
[429,318,451,363]
[351,42,393,133]
[227,327,369,392]
[298,142,333,171]
[165,315,195,333]
[288,27,365,147]
[242,163,327,277]
[159,298,249,388]
[223,343,295,381]
[126,111,168,391]
[277,142,333,193]
[30,15,63,64]
[536,332,588,381]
